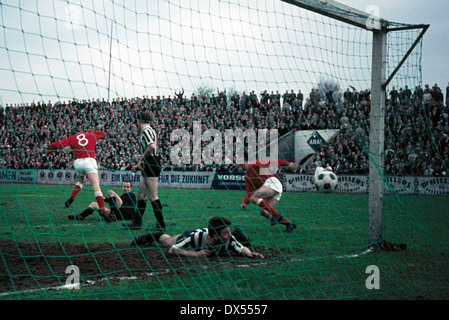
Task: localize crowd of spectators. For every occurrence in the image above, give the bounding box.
[0,82,448,177]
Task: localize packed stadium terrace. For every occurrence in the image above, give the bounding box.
[1,83,448,177]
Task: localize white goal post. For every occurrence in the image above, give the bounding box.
[282,0,429,246]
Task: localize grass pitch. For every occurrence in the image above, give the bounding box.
[0,183,448,300]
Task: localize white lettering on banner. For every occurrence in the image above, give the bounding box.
[158,172,215,189]
[2,170,449,195]
[107,172,141,185]
[285,174,316,192]
[285,174,449,195]
[217,174,245,181]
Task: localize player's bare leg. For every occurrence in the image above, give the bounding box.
[84,172,115,223]
[86,172,105,210]
[158,234,179,248]
[249,186,282,219]
[125,176,163,230]
[88,202,111,214]
[143,177,159,202]
[259,197,278,220]
[131,230,176,247]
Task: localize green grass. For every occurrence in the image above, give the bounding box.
[1,183,448,300]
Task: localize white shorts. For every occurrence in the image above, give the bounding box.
[263,177,283,201]
[74,158,98,178]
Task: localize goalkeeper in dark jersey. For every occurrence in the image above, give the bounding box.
[69,180,137,222]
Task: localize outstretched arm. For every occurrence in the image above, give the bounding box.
[288,162,300,171]
[241,192,252,209]
[43,139,68,161]
[242,246,265,259]
[108,190,123,208]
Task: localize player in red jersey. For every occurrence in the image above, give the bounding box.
[240,158,299,232]
[43,130,112,221]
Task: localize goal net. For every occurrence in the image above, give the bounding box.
[1,0,448,300]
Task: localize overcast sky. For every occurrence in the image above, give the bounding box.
[339,0,449,91]
[0,0,447,105]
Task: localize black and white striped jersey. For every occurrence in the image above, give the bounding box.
[172,228,244,256]
[140,125,158,156]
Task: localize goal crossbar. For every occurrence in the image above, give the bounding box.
[281,0,429,88]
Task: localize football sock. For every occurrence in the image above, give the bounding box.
[80,207,95,218]
[147,231,164,244]
[135,199,147,224]
[70,182,83,198]
[258,199,281,217]
[95,191,105,211]
[279,217,292,225]
[151,199,165,228]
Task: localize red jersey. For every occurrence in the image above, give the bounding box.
[46,131,106,160]
[244,159,290,196]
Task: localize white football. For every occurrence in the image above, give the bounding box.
[314,170,338,193]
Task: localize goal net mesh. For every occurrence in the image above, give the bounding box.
[1,0,447,300]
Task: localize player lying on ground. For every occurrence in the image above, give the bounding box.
[240,158,299,232]
[68,180,137,222]
[43,128,110,218]
[131,216,265,259]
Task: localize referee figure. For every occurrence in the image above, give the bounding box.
[123,111,166,231]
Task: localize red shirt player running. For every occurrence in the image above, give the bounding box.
[240,159,299,232]
[43,130,112,222]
